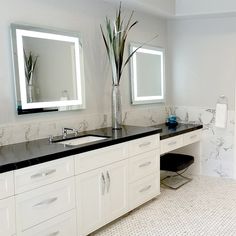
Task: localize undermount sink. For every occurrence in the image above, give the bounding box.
[58,135,108,146]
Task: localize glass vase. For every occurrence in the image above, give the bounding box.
[27,73,35,103]
[112,85,122,130]
[27,84,34,103]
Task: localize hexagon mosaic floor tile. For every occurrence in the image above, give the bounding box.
[92,176,236,236]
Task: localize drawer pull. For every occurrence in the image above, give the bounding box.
[190,135,197,139]
[31,169,56,179]
[101,173,105,195]
[139,142,151,148]
[33,197,58,207]
[168,141,177,146]
[106,171,111,193]
[139,185,151,193]
[139,161,151,168]
[48,231,60,236]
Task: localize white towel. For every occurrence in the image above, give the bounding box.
[215,103,227,128]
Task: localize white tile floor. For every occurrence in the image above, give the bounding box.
[92,176,236,236]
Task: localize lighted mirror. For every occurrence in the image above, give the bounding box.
[11,24,85,114]
[130,43,165,105]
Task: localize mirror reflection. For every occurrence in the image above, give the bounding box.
[130,43,165,105]
[11,24,85,114]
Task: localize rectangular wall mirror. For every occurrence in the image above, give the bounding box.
[11,24,85,115]
[130,43,165,105]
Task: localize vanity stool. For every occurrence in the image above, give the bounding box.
[160,153,194,190]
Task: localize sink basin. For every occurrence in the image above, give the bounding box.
[58,135,108,146]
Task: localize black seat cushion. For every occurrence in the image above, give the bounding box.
[160,153,194,172]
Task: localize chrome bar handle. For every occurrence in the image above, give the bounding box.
[101,173,105,195]
[106,171,111,193]
[31,169,56,179]
[168,141,177,146]
[48,231,60,236]
[48,135,54,143]
[139,142,151,148]
[139,161,151,168]
[33,197,58,207]
[139,185,151,193]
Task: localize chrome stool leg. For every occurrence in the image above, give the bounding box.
[161,168,192,190]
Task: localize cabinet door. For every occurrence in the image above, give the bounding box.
[0,171,14,200]
[0,197,16,236]
[105,160,128,223]
[76,168,105,236]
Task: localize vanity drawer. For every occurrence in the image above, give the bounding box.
[21,210,76,236]
[75,143,128,175]
[129,173,160,209]
[160,135,183,154]
[128,134,160,156]
[0,196,16,236]
[183,130,202,146]
[129,150,159,182]
[0,171,14,200]
[16,177,75,232]
[14,156,74,194]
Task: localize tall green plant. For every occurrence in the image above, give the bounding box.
[24,50,38,85]
[100,3,140,86]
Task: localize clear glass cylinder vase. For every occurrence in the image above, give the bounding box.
[112,85,122,130]
[27,84,34,103]
[27,73,35,103]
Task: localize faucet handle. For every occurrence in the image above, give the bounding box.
[74,129,79,136]
[48,135,54,143]
[62,128,68,139]
[62,127,79,138]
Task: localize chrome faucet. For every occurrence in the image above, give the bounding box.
[62,127,79,139]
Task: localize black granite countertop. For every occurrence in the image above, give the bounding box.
[153,123,203,140]
[0,123,203,174]
[0,125,161,173]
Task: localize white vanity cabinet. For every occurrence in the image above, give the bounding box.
[0,171,14,199]
[0,132,162,236]
[76,160,128,236]
[128,135,160,210]
[14,157,76,236]
[15,177,76,232]
[160,130,202,155]
[75,134,160,236]
[0,196,16,236]
[0,171,15,236]
[21,210,77,236]
[75,142,129,235]
[14,156,74,194]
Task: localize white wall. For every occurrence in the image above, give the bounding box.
[104,0,175,17]
[167,17,236,110]
[167,16,236,178]
[176,0,236,16]
[0,0,167,127]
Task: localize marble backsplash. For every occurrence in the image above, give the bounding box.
[0,105,234,179]
[0,106,167,146]
[172,106,235,178]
